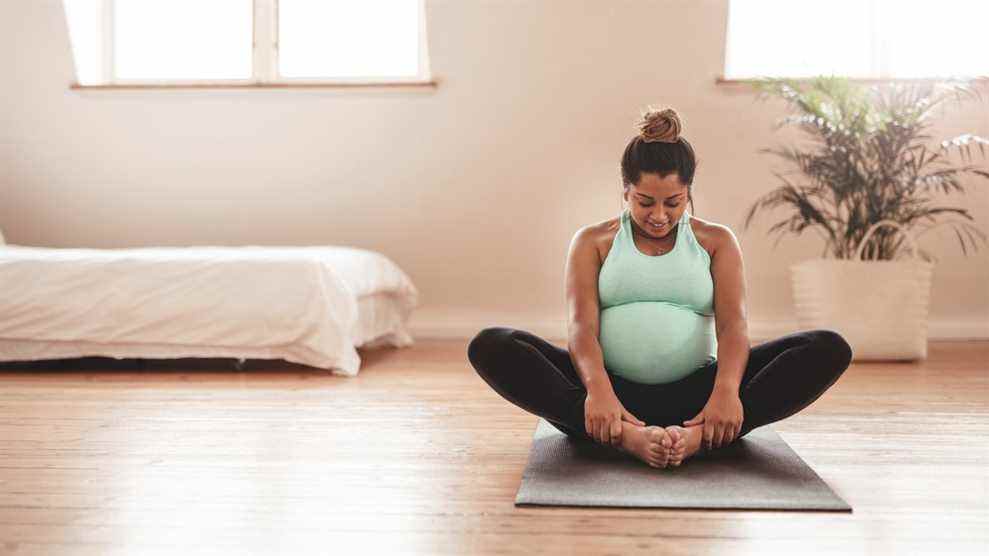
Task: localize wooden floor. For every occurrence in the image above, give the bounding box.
[0,339,987,555]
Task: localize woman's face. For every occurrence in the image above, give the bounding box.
[623,172,689,239]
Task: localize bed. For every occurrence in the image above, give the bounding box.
[0,237,419,376]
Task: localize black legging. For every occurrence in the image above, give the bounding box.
[467,327,853,445]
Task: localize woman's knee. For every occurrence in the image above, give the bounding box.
[805,329,854,378]
[467,326,515,372]
[811,329,852,362]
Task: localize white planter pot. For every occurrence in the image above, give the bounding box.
[789,220,934,361]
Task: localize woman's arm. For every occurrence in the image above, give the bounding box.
[568,325,612,394]
[565,226,647,446]
[684,225,750,449]
[710,224,751,391]
[564,227,612,394]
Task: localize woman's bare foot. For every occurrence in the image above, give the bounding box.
[663,425,704,466]
[663,426,687,466]
[617,421,673,468]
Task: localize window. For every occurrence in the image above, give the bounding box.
[278,0,420,79]
[724,0,989,80]
[61,0,432,87]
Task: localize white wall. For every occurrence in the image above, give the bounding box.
[1,0,986,341]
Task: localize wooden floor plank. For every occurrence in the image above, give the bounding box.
[0,339,986,555]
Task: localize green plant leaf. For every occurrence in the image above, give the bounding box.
[747,75,989,259]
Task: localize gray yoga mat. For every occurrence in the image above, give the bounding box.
[515,418,851,511]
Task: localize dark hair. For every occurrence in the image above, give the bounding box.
[620,107,698,214]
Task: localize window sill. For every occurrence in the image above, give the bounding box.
[716,75,988,87]
[69,79,440,91]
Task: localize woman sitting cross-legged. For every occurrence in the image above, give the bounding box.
[467,106,853,469]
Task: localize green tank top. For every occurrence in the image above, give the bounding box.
[597,207,718,384]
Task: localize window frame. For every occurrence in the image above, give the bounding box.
[71,0,436,89]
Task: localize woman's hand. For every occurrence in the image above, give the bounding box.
[683,385,744,450]
[585,386,646,447]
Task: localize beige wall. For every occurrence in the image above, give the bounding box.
[1,0,986,341]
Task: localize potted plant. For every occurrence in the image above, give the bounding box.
[741,75,989,360]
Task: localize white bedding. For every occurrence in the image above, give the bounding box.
[0,245,420,375]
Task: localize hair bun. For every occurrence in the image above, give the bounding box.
[637,106,682,143]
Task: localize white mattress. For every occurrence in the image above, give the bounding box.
[0,244,420,375]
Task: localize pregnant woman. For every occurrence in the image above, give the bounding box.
[467,107,853,469]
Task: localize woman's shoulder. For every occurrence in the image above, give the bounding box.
[687,214,730,259]
[582,213,623,264]
[579,211,730,262]
[587,212,623,235]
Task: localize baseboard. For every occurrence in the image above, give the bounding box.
[408,312,989,342]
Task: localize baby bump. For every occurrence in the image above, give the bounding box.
[598,302,717,385]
